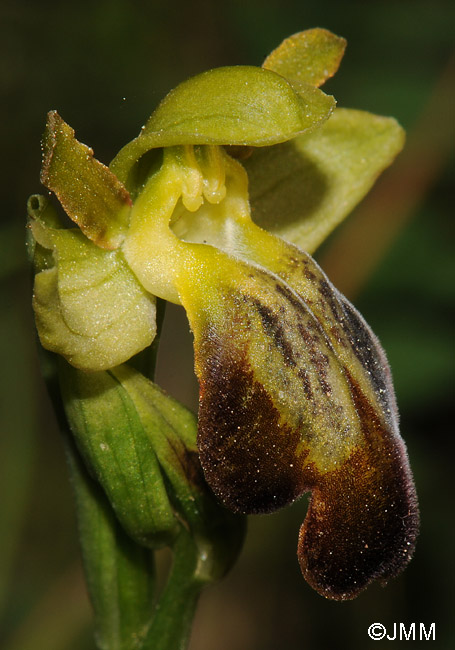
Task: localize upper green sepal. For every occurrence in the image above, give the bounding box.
[41,111,132,249]
[110,66,335,190]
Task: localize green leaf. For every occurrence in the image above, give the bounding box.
[28,197,156,371]
[41,111,131,250]
[245,107,405,253]
[110,66,335,189]
[59,362,180,548]
[263,28,347,88]
[65,435,156,650]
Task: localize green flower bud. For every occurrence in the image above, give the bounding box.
[59,361,180,548]
[59,360,245,579]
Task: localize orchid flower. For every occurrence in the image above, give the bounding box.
[28,29,418,604]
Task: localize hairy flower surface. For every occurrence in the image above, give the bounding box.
[28,29,419,600]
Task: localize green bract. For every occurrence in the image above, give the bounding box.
[28,28,418,605]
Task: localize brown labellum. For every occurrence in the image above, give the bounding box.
[187,251,419,599]
[298,370,419,600]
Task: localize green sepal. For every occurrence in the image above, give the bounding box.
[28,196,156,371]
[65,433,156,650]
[59,361,181,549]
[41,111,132,250]
[263,28,346,88]
[245,107,405,253]
[110,66,335,191]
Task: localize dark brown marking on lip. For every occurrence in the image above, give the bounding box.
[197,330,308,514]
[304,266,318,281]
[246,279,337,400]
[336,294,395,416]
[297,367,314,401]
[296,319,331,391]
[251,298,297,368]
[298,372,419,600]
[274,285,336,401]
[304,261,395,418]
[275,280,305,312]
[329,324,348,347]
[318,277,341,319]
[276,246,396,422]
[317,375,332,397]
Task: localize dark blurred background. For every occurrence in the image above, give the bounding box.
[1,1,453,649]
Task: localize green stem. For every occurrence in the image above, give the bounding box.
[65,432,156,650]
[140,532,203,650]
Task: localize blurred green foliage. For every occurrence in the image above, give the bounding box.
[1,1,453,648]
